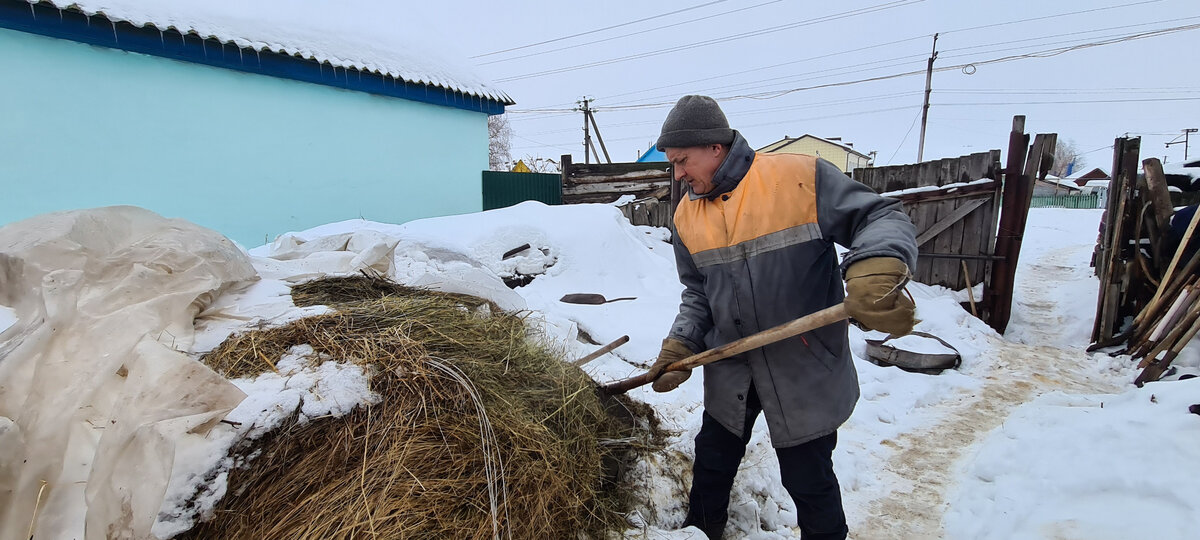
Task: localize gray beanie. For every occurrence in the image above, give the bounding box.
[655,95,735,151]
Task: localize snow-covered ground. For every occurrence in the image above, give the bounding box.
[7,203,1197,539]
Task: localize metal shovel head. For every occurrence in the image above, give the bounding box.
[560,293,608,304]
[559,293,636,304]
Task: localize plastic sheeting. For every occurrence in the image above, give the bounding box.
[0,206,255,540]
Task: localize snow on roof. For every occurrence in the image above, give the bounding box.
[36,0,512,104]
[1041,175,1081,188]
[1163,160,1200,180]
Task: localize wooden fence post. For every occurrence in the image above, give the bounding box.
[987,116,1029,333]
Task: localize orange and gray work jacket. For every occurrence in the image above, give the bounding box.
[669,132,917,448]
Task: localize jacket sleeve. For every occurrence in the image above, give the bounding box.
[667,232,712,353]
[814,158,918,273]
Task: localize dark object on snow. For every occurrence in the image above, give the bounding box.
[559,293,637,305]
[1189,404,1200,416]
[1167,205,1199,270]
[1180,374,1197,381]
[865,332,962,374]
[502,243,532,260]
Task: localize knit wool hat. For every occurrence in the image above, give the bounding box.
[655,95,735,151]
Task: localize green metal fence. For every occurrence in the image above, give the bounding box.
[1030,192,1100,209]
[481,171,561,210]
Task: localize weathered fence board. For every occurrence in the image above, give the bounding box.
[560,154,674,227]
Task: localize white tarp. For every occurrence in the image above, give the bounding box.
[0,206,255,540]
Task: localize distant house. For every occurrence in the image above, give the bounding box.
[757,135,872,173]
[0,0,513,245]
[1067,167,1110,187]
[1034,175,1083,196]
[636,144,667,163]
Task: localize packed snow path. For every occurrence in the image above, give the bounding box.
[853,234,1122,539]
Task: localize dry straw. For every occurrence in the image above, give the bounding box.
[182,275,653,539]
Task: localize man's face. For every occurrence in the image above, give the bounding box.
[666,144,728,196]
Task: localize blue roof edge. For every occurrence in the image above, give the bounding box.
[0,0,508,115]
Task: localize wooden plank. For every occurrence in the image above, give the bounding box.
[932,159,961,285]
[947,157,970,286]
[915,197,988,247]
[887,181,999,203]
[1141,158,1174,234]
[566,171,672,185]
[1092,138,1139,342]
[567,161,670,178]
[562,180,672,195]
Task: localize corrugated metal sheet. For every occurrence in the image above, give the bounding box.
[482,171,561,210]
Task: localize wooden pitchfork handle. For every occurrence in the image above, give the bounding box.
[601,303,848,395]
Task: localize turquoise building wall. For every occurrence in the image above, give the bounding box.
[0,28,488,247]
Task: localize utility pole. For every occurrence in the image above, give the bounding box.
[579,97,592,164]
[1166,128,1197,160]
[587,106,613,163]
[916,33,938,164]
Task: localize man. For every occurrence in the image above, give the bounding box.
[647,95,918,540]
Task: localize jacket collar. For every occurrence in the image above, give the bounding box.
[688,130,755,201]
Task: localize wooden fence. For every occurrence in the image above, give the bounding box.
[560,154,673,227]
[854,150,1004,289]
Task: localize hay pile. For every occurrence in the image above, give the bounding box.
[183,275,650,539]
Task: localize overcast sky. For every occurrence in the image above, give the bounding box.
[415,0,1199,171]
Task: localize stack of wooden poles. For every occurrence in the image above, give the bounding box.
[1124,203,1200,386]
[1091,146,1200,385]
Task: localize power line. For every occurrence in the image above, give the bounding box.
[514,0,1179,111]
[940,0,1164,36]
[714,21,1200,102]
[471,0,728,58]
[477,0,782,66]
[614,15,1200,108]
[937,97,1200,106]
[888,109,924,165]
[494,0,924,83]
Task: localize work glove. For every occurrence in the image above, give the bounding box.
[845,256,916,336]
[648,338,694,392]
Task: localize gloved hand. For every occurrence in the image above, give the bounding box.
[845,257,916,336]
[648,338,694,392]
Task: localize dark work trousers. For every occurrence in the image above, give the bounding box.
[683,384,848,540]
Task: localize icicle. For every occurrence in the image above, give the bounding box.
[29,2,35,20]
[238,47,243,64]
[255,49,261,67]
[58,8,62,23]
[201,38,207,60]
[111,21,117,44]
[158,28,164,48]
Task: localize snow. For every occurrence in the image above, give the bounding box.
[885,333,958,356]
[944,381,1200,540]
[880,178,995,198]
[1004,209,1104,348]
[12,199,1191,537]
[36,0,511,103]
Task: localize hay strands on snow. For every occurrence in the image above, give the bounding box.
[186,273,653,540]
[602,304,848,394]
